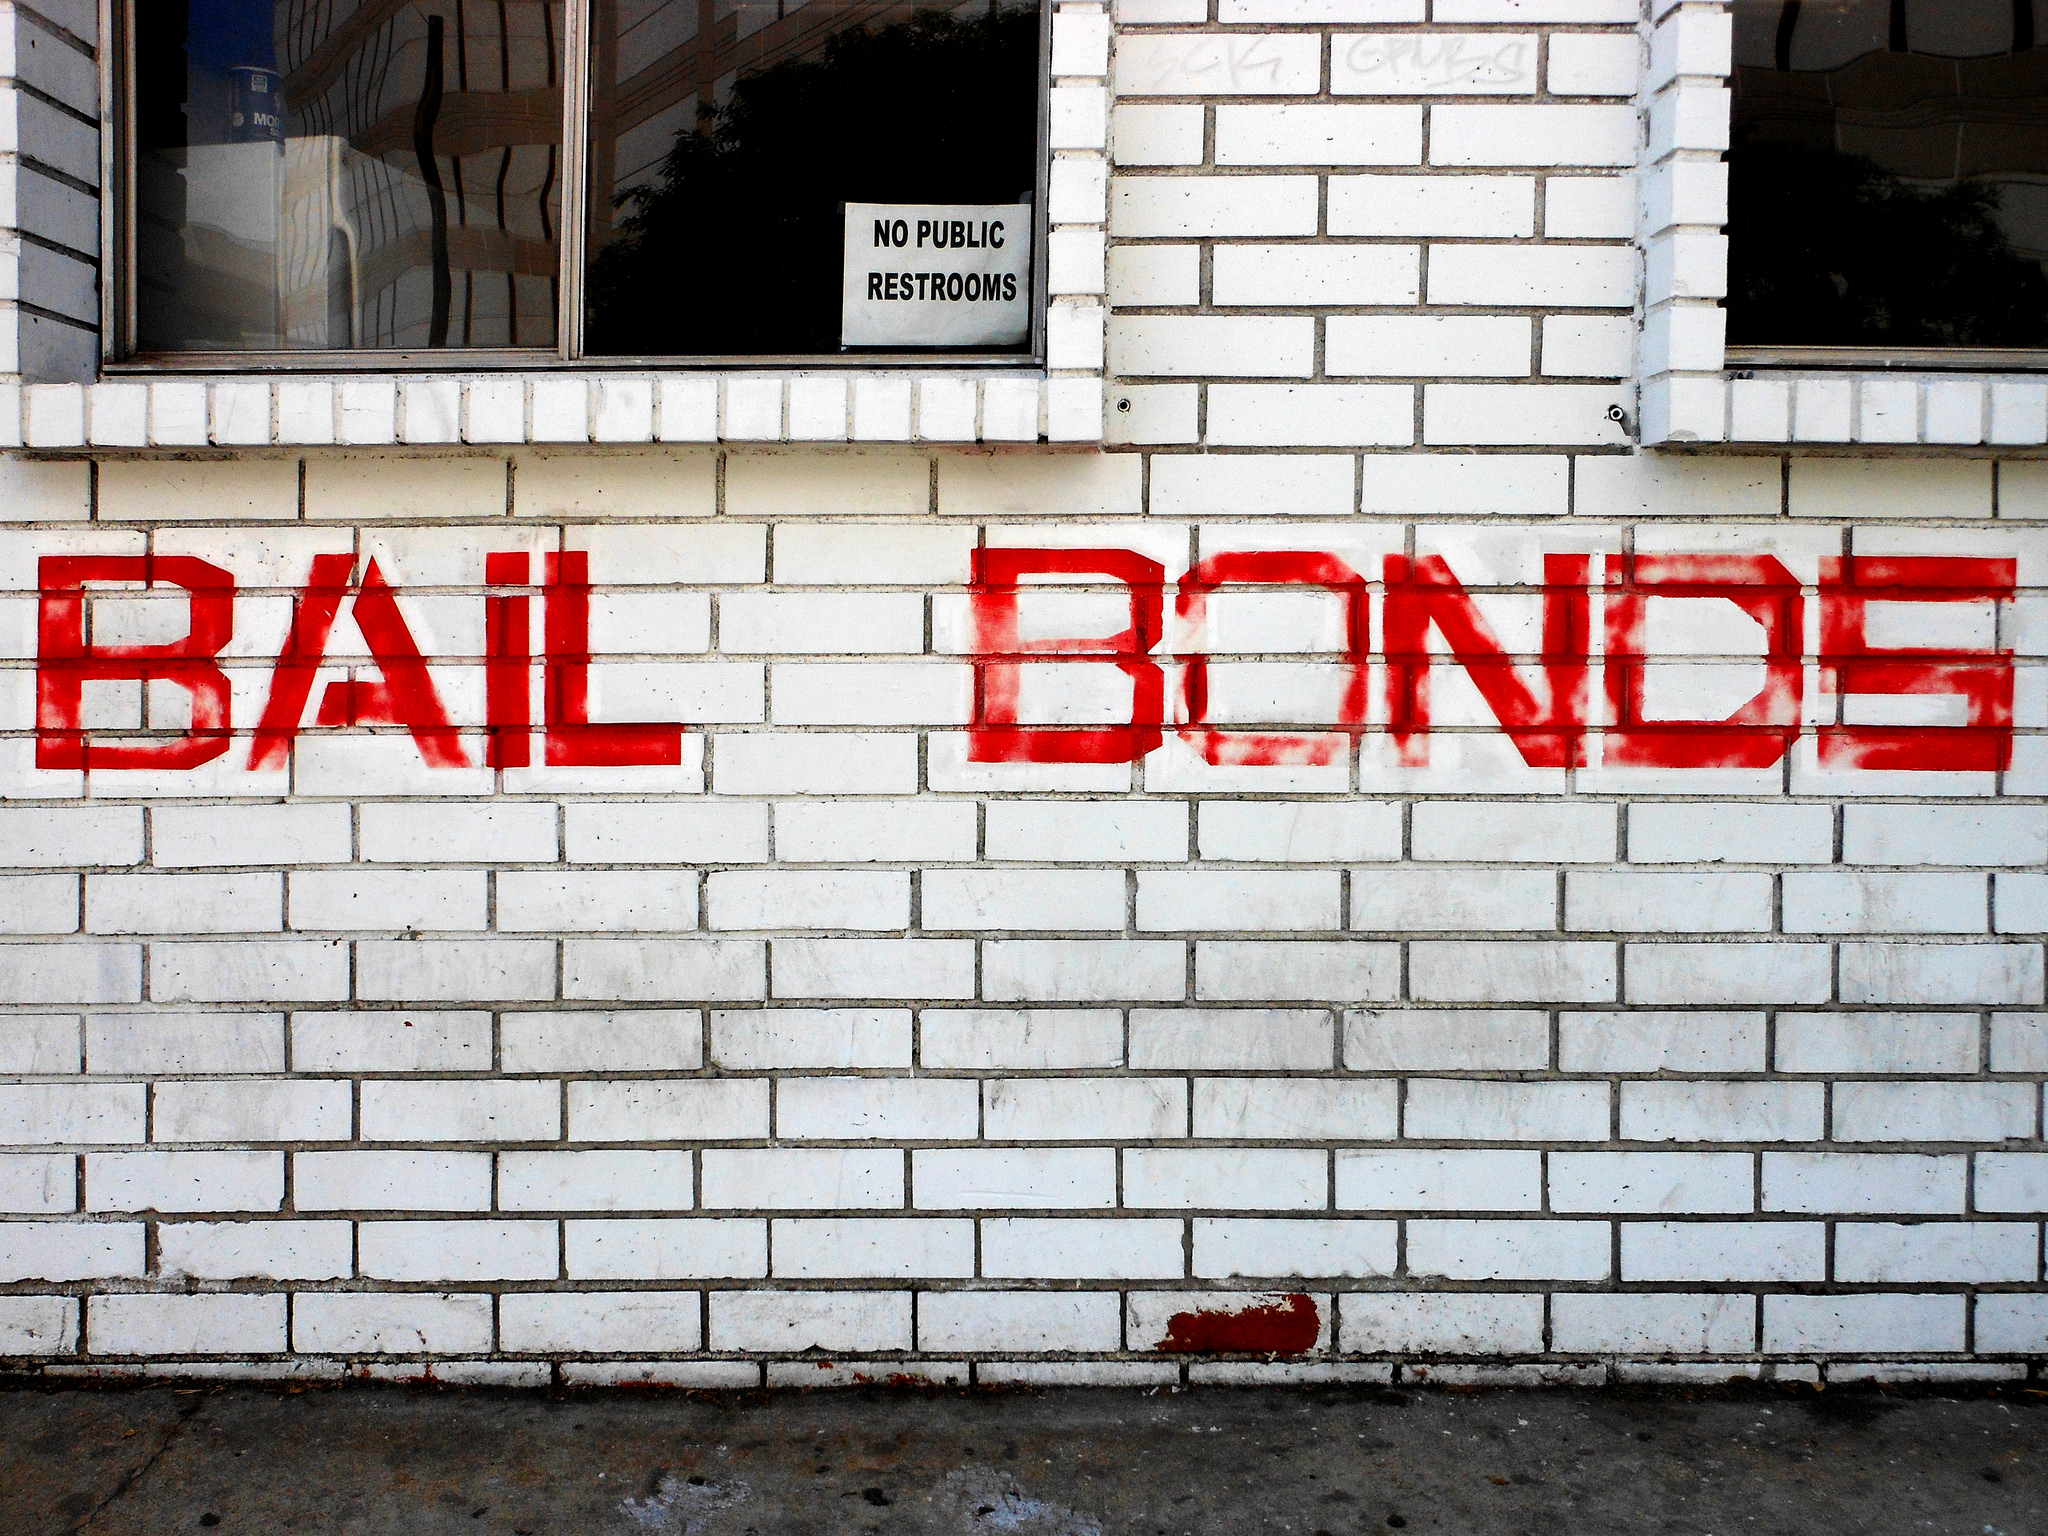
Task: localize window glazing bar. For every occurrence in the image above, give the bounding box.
[561,0,593,361]
[100,0,136,363]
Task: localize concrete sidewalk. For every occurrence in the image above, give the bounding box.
[1,1379,2038,1536]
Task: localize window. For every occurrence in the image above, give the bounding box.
[108,0,1049,366]
[1728,0,2048,361]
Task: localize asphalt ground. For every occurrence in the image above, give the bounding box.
[1,1378,2040,1536]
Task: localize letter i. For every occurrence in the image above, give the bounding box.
[485,551,532,768]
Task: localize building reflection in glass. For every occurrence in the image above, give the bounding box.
[136,1,565,353]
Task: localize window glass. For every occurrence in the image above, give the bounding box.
[135,1,565,353]
[582,0,1042,358]
[1729,0,2048,349]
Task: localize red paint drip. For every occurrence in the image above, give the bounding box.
[1158,1294,1318,1355]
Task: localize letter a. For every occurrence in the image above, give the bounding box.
[247,555,469,770]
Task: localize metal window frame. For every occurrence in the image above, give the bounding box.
[100,0,1052,373]
[1726,346,2048,374]
[99,0,131,362]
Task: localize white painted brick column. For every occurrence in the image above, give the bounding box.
[1638,0,1730,444]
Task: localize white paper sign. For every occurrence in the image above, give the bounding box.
[841,202,1032,348]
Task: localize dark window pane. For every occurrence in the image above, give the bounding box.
[136,1,564,353]
[583,0,1042,358]
[1728,0,2048,349]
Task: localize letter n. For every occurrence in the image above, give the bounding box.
[970,548,1165,763]
[1604,553,1802,768]
[1819,555,2016,772]
[37,556,234,770]
[1383,552,1591,768]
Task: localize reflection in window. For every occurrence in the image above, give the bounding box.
[135,1,564,353]
[582,0,1041,357]
[1729,0,2048,349]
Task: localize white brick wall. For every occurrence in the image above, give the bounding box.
[0,0,2038,1389]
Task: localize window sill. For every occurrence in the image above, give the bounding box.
[4,372,1105,450]
[1724,347,2048,374]
[1646,372,2048,450]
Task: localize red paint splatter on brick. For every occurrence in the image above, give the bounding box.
[1158,1294,1319,1355]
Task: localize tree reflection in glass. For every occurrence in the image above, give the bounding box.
[582,0,1041,358]
[1728,0,2048,349]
